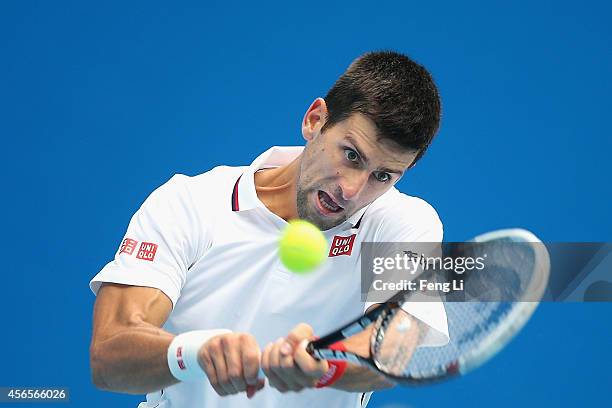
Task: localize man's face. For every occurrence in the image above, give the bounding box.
[296,112,418,231]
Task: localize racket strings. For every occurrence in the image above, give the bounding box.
[445,241,535,302]
[402,302,512,378]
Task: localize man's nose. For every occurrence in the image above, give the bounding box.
[340,170,369,201]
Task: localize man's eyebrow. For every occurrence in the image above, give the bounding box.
[380,167,404,175]
[345,135,404,175]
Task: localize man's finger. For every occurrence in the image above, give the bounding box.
[208,339,233,395]
[286,323,314,347]
[279,348,312,388]
[267,338,292,392]
[240,334,261,386]
[261,342,286,392]
[199,347,226,396]
[271,339,303,392]
[222,335,246,392]
[293,339,329,379]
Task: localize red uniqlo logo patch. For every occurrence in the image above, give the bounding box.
[136,242,158,261]
[119,238,138,255]
[328,234,356,257]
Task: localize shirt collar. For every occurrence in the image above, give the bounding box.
[232,146,303,212]
[231,146,368,229]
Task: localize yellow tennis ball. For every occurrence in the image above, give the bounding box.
[279,219,328,274]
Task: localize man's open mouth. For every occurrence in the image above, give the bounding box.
[316,190,344,215]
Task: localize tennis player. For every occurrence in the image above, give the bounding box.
[89,51,449,408]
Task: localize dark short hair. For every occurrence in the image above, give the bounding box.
[322,51,441,165]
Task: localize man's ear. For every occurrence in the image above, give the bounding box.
[302,98,328,142]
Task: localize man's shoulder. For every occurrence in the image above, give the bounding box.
[368,187,441,221]
[361,187,443,241]
[164,165,245,194]
[146,165,246,216]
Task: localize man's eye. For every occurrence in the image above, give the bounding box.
[374,172,391,183]
[344,148,359,163]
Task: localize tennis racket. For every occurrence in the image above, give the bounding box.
[306,228,550,385]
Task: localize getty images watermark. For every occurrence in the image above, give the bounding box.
[361,242,612,302]
[370,248,485,292]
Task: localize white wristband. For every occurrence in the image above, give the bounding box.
[167,329,232,382]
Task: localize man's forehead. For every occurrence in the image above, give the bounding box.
[339,114,379,138]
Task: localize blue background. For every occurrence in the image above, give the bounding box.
[1,1,610,407]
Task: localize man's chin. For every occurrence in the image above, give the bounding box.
[299,208,348,231]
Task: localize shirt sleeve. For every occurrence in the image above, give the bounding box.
[89,174,205,307]
[364,191,449,347]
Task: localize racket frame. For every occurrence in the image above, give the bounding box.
[305,228,551,385]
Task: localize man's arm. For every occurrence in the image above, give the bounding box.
[331,327,397,392]
[90,283,177,394]
[332,303,421,392]
[90,283,264,397]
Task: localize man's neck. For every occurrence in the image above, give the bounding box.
[254,155,301,221]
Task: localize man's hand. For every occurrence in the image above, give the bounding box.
[261,323,329,393]
[198,333,265,398]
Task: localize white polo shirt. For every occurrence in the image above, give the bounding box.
[90,146,448,408]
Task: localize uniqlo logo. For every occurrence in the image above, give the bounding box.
[328,234,356,257]
[119,238,138,255]
[136,242,158,261]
